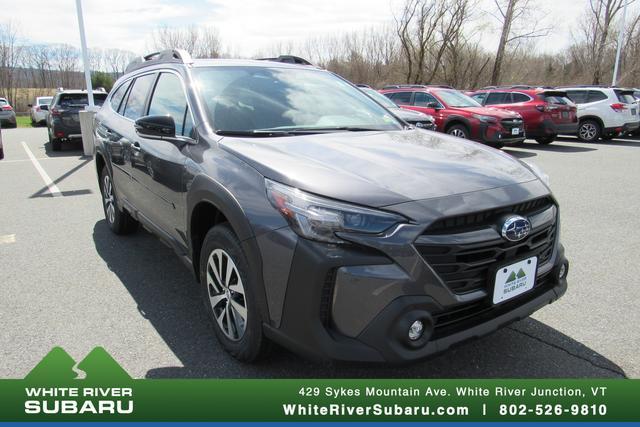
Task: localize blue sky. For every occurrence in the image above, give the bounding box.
[0,0,617,57]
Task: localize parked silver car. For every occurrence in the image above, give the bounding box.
[29,96,53,125]
[0,98,17,128]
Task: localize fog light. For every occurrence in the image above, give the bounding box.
[558,263,567,279]
[408,320,424,341]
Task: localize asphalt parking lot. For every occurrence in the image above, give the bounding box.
[0,127,638,379]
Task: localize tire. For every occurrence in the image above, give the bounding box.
[48,129,62,151]
[199,224,270,362]
[535,135,555,145]
[99,166,138,235]
[446,124,469,139]
[577,120,601,142]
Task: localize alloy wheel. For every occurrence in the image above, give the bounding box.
[206,249,247,341]
[449,128,466,138]
[102,174,116,224]
[579,123,597,141]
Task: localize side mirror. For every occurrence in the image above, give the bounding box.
[28,104,33,108]
[135,115,175,139]
[427,102,441,109]
[40,105,48,111]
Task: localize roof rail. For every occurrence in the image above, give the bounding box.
[125,49,194,74]
[382,84,428,89]
[257,55,314,66]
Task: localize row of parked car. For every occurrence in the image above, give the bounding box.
[357,83,640,147]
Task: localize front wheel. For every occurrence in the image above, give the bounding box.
[99,166,138,234]
[535,135,555,145]
[577,120,601,142]
[446,124,469,139]
[199,224,270,362]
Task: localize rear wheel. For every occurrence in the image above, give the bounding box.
[446,124,469,139]
[199,224,270,362]
[48,129,61,151]
[577,120,601,142]
[100,166,138,234]
[535,135,555,145]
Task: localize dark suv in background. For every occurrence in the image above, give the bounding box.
[380,86,525,148]
[47,89,107,150]
[94,50,568,363]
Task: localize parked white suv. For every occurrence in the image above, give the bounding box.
[562,87,639,142]
[562,86,640,142]
[29,96,53,126]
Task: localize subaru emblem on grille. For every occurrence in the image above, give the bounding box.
[501,216,531,242]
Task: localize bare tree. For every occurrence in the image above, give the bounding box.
[150,25,221,58]
[576,0,636,84]
[490,0,550,85]
[0,21,25,104]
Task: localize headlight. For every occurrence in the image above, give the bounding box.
[523,161,550,186]
[265,179,406,243]
[472,114,497,124]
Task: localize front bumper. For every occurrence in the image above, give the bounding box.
[262,182,567,363]
[479,123,525,145]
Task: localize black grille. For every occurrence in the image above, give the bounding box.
[501,118,524,128]
[431,272,554,340]
[425,197,553,234]
[416,218,556,294]
[319,268,337,327]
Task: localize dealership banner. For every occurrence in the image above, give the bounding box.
[0,347,638,423]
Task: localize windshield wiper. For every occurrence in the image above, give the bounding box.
[216,127,384,137]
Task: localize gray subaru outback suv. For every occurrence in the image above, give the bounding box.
[94,50,569,363]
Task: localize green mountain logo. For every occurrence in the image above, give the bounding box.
[25,347,130,383]
[506,271,517,283]
[517,268,527,279]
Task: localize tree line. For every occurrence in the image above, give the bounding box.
[2,0,640,112]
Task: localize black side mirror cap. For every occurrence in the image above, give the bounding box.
[135,115,176,139]
[427,102,441,109]
[39,105,48,111]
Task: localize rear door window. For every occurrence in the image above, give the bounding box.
[485,92,511,105]
[123,74,156,120]
[386,91,412,105]
[587,90,608,103]
[512,93,531,103]
[109,81,131,113]
[566,90,588,104]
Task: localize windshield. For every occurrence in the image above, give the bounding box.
[193,66,403,134]
[38,97,52,105]
[434,90,481,108]
[361,87,398,109]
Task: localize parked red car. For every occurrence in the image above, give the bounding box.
[468,87,578,144]
[380,85,525,147]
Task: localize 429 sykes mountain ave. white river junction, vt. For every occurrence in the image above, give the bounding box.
[315,386,602,398]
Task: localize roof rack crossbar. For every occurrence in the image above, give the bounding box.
[125,49,194,73]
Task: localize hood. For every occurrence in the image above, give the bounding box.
[450,106,521,118]
[219,129,537,207]
[391,107,433,121]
